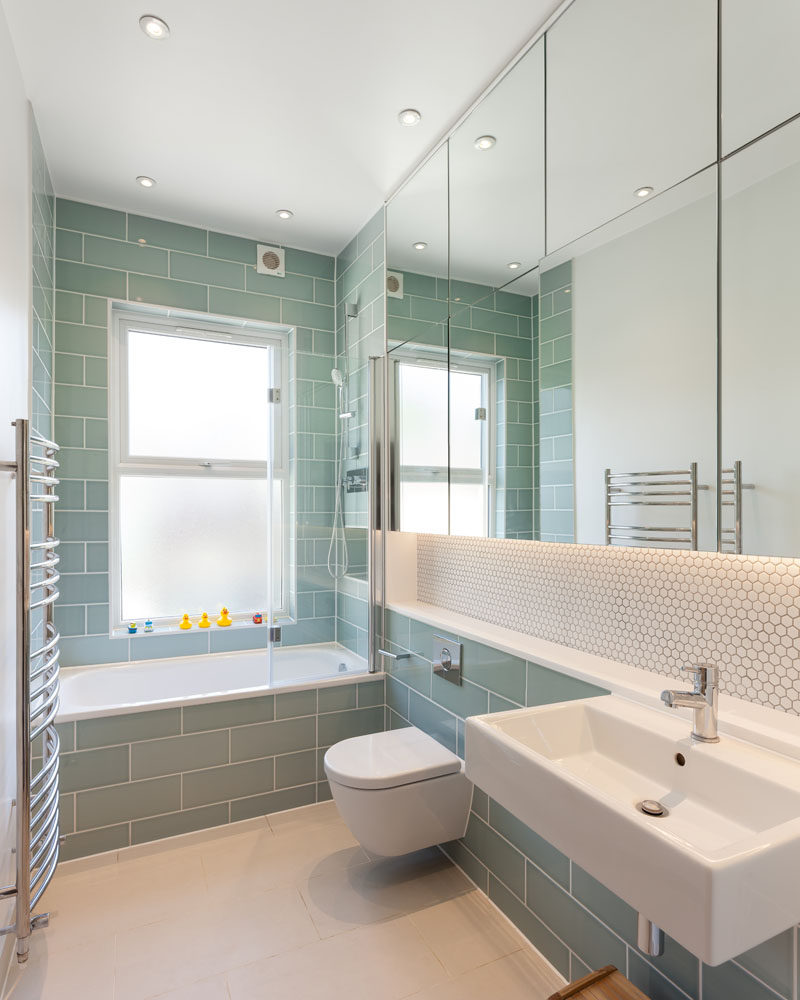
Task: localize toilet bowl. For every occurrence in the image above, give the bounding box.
[324,726,473,857]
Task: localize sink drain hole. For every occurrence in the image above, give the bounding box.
[637,799,669,817]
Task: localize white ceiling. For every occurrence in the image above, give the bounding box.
[2,0,563,256]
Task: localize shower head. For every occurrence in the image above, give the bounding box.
[331,369,344,387]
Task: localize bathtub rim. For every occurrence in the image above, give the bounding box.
[57,642,379,722]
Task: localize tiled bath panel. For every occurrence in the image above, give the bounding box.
[382,609,799,1000]
[54,676,384,860]
[418,533,800,714]
[6,800,564,1000]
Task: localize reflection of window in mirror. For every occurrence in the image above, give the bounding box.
[391,354,492,536]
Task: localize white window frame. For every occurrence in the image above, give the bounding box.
[109,307,290,632]
[389,349,495,536]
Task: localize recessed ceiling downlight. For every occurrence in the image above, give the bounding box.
[136,175,156,188]
[275,209,294,220]
[398,109,422,127]
[412,242,427,251]
[474,135,496,151]
[139,14,170,39]
[507,261,521,270]
[634,186,654,198]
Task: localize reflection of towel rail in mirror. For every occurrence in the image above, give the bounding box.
[720,460,754,554]
[605,464,700,549]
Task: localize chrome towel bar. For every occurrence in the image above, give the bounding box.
[0,420,62,962]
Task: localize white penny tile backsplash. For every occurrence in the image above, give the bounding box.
[417,534,800,714]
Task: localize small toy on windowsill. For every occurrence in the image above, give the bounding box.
[127,622,137,634]
[144,620,154,633]
[198,612,211,628]
[179,613,192,630]
[252,612,263,624]
[217,607,232,627]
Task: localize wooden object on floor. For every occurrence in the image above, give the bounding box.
[548,964,650,1000]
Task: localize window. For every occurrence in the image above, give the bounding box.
[391,353,493,536]
[110,311,287,630]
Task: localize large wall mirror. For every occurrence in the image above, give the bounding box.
[546,0,716,253]
[720,116,800,558]
[721,0,800,156]
[385,0,800,561]
[447,40,544,539]
[386,145,449,534]
[563,169,717,549]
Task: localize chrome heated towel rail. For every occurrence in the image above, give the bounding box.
[0,419,61,963]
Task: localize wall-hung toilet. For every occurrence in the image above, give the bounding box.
[324,726,473,857]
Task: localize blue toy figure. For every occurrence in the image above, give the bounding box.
[144,620,154,633]
[128,622,138,634]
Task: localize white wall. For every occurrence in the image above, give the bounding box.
[0,2,31,986]
[573,190,717,550]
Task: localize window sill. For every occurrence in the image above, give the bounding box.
[111,617,291,640]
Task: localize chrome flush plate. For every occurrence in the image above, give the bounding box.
[432,635,462,686]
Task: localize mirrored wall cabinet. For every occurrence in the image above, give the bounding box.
[386,0,800,562]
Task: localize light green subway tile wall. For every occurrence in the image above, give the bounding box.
[31,115,54,440]
[332,209,385,657]
[53,199,338,663]
[58,675,385,859]
[539,261,574,542]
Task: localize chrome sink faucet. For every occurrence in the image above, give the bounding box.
[660,664,720,743]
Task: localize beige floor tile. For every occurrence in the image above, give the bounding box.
[3,932,116,1000]
[403,949,564,1000]
[40,852,209,954]
[200,822,368,901]
[27,802,561,1000]
[408,889,526,977]
[114,884,318,1000]
[149,973,230,999]
[226,915,447,1000]
[300,847,472,939]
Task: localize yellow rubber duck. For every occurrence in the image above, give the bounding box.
[217,607,232,627]
[198,612,211,628]
[179,613,192,630]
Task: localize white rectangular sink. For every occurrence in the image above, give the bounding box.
[465,695,800,965]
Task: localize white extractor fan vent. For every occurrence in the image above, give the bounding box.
[386,270,403,298]
[256,244,285,277]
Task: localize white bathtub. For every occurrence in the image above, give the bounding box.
[58,642,371,721]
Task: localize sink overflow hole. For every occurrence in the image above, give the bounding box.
[637,799,669,818]
[675,752,686,766]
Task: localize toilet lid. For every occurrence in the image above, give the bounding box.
[324,726,462,790]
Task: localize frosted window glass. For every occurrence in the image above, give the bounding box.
[399,482,448,534]
[449,370,484,470]
[120,476,279,620]
[450,483,487,537]
[127,331,271,461]
[397,364,448,468]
